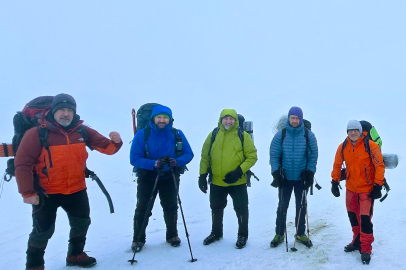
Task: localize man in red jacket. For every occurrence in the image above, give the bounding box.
[331,120,385,265]
[15,93,123,270]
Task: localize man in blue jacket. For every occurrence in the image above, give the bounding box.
[269,106,318,248]
[130,105,194,251]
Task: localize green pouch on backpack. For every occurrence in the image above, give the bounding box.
[370,127,382,148]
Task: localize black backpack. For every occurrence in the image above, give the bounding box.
[3,96,54,181]
[208,114,259,187]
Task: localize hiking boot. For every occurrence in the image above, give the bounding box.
[270,234,284,247]
[361,253,371,265]
[26,266,45,270]
[66,252,97,267]
[166,236,181,247]
[236,235,248,249]
[295,234,313,248]
[131,241,145,252]
[203,233,223,245]
[344,242,361,252]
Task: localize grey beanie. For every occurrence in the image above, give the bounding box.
[51,93,76,115]
[347,120,362,135]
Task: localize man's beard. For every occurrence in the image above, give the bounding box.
[57,118,72,127]
[223,124,231,130]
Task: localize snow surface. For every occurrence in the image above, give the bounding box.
[1,1,406,269]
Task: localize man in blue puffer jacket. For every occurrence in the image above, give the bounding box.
[130,105,194,251]
[269,106,318,248]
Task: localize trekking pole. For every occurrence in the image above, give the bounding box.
[281,187,288,252]
[304,192,312,247]
[291,189,305,252]
[128,170,161,265]
[170,168,197,262]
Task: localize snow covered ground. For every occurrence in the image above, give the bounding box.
[0,109,404,270]
[1,1,406,269]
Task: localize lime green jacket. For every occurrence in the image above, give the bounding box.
[199,109,258,187]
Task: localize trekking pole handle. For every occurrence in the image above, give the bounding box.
[132,109,136,136]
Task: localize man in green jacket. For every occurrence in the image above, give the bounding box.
[198,109,258,249]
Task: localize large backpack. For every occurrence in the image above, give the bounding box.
[132,103,185,175]
[340,121,390,202]
[3,96,54,181]
[208,114,259,187]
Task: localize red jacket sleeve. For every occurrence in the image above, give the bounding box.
[15,127,42,197]
[84,126,123,155]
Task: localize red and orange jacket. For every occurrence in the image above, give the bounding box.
[15,117,122,198]
[331,132,385,194]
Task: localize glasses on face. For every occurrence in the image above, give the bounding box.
[347,129,360,133]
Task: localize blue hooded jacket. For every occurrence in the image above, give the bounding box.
[269,120,318,181]
[130,105,194,171]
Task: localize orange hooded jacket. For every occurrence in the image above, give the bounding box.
[15,116,122,197]
[331,132,385,194]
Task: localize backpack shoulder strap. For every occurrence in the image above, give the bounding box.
[208,127,219,156]
[171,127,183,157]
[143,125,151,158]
[341,138,348,162]
[38,126,53,168]
[238,127,244,149]
[363,136,375,170]
[281,128,287,144]
[77,125,94,151]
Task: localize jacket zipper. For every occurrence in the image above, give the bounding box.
[364,165,370,184]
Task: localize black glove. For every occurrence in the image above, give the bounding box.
[331,180,340,197]
[301,169,314,190]
[271,169,285,188]
[198,173,208,194]
[223,166,243,184]
[368,184,382,199]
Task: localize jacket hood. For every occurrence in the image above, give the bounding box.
[149,105,173,131]
[218,109,239,132]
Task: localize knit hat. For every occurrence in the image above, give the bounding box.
[51,93,76,115]
[288,106,303,124]
[347,120,362,135]
[154,113,170,120]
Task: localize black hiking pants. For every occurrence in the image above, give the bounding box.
[133,170,179,242]
[26,189,91,268]
[209,183,249,238]
[275,180,307,236]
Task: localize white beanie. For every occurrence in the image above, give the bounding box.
[347,120,362,135]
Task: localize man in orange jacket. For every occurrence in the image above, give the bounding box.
[331,120,385,265]
[15,93,123,270]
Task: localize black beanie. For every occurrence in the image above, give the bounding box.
[51,93,76,115]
